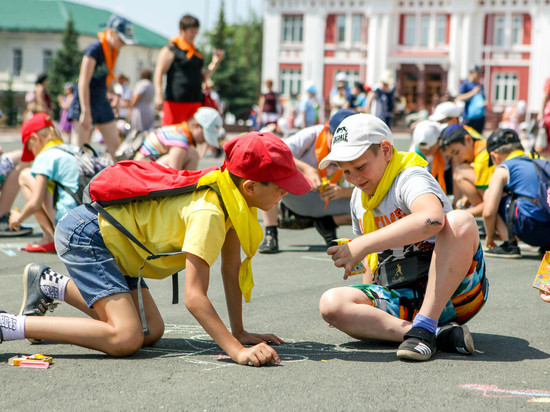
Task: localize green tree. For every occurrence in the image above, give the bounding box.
[47,15,81,117]
[1,80,17,126]
[205,3,263,120]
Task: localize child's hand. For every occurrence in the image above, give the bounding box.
[235,342,281,367]
[540,286,550,303]
[234,330,284,346]
[320,183,343,202]
[9,209,22,230]
[327,241,362,279]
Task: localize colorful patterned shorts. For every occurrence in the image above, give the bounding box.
[0,155,15,190]
[351,244,488,325]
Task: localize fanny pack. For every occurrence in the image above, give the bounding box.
[376,254,432,289]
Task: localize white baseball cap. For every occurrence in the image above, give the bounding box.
[319,114,393,169]
[335,72,347,82]
[412,120,443,149]
[193,107,225,148]
[429,101,462,122]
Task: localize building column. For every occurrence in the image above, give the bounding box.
[366,13,381,86]
[302,10,327,96]
[447,13,462,96]
[261,10,282,90]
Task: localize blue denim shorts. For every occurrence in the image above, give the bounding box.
[54,204,147,308]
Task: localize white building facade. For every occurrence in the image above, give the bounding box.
[262,0,550,126]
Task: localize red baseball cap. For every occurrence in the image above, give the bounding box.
[21,113,54,161]
[223,131,312,195]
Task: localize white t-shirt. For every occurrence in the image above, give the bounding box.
[350,166,452,262]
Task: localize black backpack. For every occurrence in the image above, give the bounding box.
[53,144,113,205]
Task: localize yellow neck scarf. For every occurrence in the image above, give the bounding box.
[197,169,263,302]
[505,149,526,161]
[361,148,428,273]
[39,139,64,155]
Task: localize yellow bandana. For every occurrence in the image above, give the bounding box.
[197,169,263,302]
[361,148,428,273]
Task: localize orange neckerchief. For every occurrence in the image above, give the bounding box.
[315,123,343,208]
[170,36,203,60]
[97,32,118,87]
[176,121,193,146]
[431,148,446,193]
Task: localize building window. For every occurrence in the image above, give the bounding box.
[404,16,416,46]
[494,15,505,46]
[511,15,523,45]
[13,49,22,76]
[493,73,518,104]
[420,15,430,46]
[435,15,447,45]
[43,50,52,72]
[280,69,302,96]
[336,15,346,43]
[283,15,303,42]
[352,15,363,43]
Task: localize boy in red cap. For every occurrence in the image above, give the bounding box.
[9,113,80,252]
[1,132,311,367]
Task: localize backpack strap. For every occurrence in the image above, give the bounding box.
[90,201,185,335]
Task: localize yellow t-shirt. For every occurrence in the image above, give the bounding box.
[99,188,232,279]
[473,140,494,190]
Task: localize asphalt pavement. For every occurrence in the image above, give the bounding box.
[0,130,549,411]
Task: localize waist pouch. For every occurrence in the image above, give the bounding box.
[377,254,432,289]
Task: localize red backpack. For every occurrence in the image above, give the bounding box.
[83,160,222,334]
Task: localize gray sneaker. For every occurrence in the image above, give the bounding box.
[19,263,58,343]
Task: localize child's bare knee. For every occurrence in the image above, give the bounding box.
[319,289,345,323]
[446,210,477,238]
[107,331,145,357]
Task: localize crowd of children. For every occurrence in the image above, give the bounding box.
[1,12,550,368]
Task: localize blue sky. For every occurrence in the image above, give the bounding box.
[69,0,265,39]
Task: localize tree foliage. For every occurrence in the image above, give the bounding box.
[47,15,82,116]
[204,2,263,120]
[1,80,17,126]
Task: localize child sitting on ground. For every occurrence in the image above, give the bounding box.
[0,149,33,237]
[482,128,550,258]
[318,114,488,361]
[439,124,494,216]
[133,106,224,169]
[9,113,80,253]
[1,132,312,367]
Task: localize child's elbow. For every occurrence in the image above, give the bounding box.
[184,290,207,314]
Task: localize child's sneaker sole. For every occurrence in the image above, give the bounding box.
[437,322,475,355]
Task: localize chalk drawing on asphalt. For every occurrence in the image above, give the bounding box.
[461,384,550,403]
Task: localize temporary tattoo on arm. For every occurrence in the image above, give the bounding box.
[425,218,442,225]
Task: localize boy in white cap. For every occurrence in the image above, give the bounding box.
[318,114,488,361]
[410,120,449,193]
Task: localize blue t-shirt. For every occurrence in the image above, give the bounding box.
[501,156,550,223]
[298,96,318,127]
[459,81,485,120]
[31,144,80,222]
[76,40,108,100]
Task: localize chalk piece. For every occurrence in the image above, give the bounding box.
[19,361,50,369]
[247,361,254,366]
